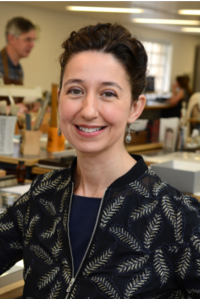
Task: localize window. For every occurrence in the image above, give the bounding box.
[142,40,172,93]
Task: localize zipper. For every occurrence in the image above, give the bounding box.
[65,187,107,298]
[66,182,75,298]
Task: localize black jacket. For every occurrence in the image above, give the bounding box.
[0,155,200,298]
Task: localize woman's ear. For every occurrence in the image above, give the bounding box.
[127,94,146,123]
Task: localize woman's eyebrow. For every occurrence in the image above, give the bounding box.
[101,81,122,91]
[64,79,84,86]
[63,79,122,91]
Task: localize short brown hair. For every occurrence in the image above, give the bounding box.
[5,17,35,40]
[59,23,147,101]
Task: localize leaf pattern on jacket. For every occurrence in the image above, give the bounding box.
[129,181,150,198]
[70,282,79,299]
[25,215,40,246]
[191,234,200,253]
[187,288,200,294]
[109,225,141,251]
[39,199,57,216]
[114,254,149,276]
[143,212,162,250]
[174,194,197,212]
[161,196,176,226]
[152,180,167,196]
[24,204,30,225]
[32,176,62,196]
[15,191,30,206]
[196,258,200,277]
[48,279,62,299]
[89,239,99,258]
[0,221,14,233]
[167,245,178,253]
[24,266,32,281]
[37,266,60,290]
[169,289,185,299]
[174,208,184,245]
[146,168,156,177]
[100,196,125,230]
[40,170,54,182]
[10,241,23,250]
[40,217,61,240]
[83,245,115,277]
[56,176,70,191]
[51,229,63,259]
[16,210,24,233]
[128,200,158,225]
[175,247,191,279]
[91,275,121,299]
[123,267,151,298]
[59,188,69,213]
[62,208,68,232]
[30,244,53,265]
[153,248,170,286]
[62,258,71,285]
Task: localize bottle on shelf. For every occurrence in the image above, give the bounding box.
[16,160,26,184]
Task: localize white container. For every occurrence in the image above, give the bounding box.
[129,119,148,132]
[0,115,17,155]
[151,159,200,194]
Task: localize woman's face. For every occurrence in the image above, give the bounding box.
[58,50,145,155]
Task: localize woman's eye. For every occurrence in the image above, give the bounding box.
[68,88,82,95]
[102,91,117,98]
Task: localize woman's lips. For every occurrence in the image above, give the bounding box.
[75,125,106,136]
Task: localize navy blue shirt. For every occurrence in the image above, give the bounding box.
[0,50,23,81]
[69,194,101,275]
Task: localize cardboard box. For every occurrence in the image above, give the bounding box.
[151,160,200,194]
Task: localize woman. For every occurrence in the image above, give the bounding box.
[167,75,192,117]
[0,23,200,299]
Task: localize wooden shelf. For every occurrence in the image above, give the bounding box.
[126,142,163,153]
[0,280,24,299]
[188,118,200,123]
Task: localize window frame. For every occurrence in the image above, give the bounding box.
[142,38,172,93]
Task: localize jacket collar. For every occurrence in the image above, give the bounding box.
[69,154,148,189]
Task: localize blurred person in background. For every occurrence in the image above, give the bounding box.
[167,75,193,117]
[0,16,38,113]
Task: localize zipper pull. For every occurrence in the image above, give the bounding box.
[66,278,75,293]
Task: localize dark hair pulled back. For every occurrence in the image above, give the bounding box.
[59,23,147,100]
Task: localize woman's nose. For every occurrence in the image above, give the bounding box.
[80,93,99,120]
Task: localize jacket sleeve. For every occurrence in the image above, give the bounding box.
[0,187,31,275]
[175,194,200,297]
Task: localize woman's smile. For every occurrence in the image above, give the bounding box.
[75,125,107,138]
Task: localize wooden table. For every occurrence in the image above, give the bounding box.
[0,142,51,179]
[141,100,175,120]
[144,101,174,110]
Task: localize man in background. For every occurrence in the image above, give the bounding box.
[0,17,36,112]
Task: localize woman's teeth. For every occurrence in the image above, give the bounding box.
[78,126,103,133]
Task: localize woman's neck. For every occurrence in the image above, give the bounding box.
[73,148,136,198]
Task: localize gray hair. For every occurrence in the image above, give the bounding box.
[5,17,35,40]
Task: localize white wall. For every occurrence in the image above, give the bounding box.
[0,2,200,92]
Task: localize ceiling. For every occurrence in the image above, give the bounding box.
[18,1,200,34]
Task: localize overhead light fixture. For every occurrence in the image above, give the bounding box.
[66,6,144,13]
[182,27,200,32]
[133,18,200,25]
[178,9,200,15]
